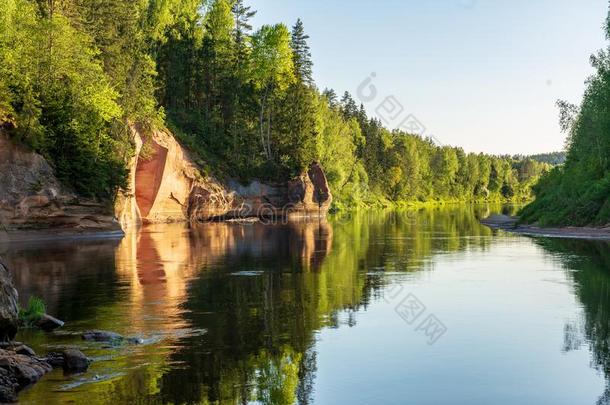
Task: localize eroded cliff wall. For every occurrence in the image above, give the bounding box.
[118,127,332,227]
[1,127,332,235]
[0,133,121,236]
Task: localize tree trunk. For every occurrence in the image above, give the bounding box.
[260,92,267,159]
[266,106,272,159]
[260,86,270,160]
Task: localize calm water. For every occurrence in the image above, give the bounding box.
[1,205,609,404]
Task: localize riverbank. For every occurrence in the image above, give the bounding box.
[331,196,529,214]
[481,214,610,240]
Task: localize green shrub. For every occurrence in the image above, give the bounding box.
[19,296,46,326]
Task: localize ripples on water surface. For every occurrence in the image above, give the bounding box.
[1,205,609,404]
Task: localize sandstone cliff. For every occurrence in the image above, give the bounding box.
[0,133,121,237]
[0,128,333,236]
[117,127,332,228]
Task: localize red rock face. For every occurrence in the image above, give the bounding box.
[135,141,168,219]
[308,163,331,206]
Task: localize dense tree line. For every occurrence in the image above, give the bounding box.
[526,152,566,166]
[0,0,549,208]
[0,0,181,198]
[521,9,610,226]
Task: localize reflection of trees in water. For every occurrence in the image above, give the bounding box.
[5,205,507,404]
[158,206,500,404]
[296,347,316,405]
[534,238,610,405]
[159,229,330,404]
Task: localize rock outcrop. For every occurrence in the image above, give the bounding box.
[44,349,90,373]
[60,349,90,373]
[0,133,122,236]
[0,345,53,403]
[1,127,332,235]
[117,126,332,226]
[116,127,206,228]
[82,330,124,342]
[0,260,19,341]
[35,314,64,332]
[0,345,90,402]
[187,164,332,222]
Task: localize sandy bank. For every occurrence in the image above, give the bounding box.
[481,214,610,240]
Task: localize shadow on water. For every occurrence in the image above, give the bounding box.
[1,203,590,404]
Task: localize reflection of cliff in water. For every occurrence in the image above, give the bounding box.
[534,238,610,405]
[0,239,122,320]
[154,220,335,404]
[0,219,334,326]
[0,220,336,404]
[3,205,507,404]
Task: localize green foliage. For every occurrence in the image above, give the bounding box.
[0,0,131,199]
[19,296,46,326]
[513,152,566,165]
[250,24,295,93]
[153,1,546,208]
[1,0,548,208]
[291,18,313,85]
[521,9,610,226]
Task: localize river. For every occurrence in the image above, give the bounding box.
[1,204,608,404]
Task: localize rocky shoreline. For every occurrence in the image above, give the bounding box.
[481,214,610,240]
[0,259,93,402]
[0,343,89,403]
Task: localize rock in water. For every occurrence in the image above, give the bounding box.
[14,345,35,357]
[62,349,89,373]
[126,336,144,345]
[0,347,52,402]
[82,330,123,342]
[44,352,64,368]
[480,214,518,229]
[0,260,19,341]
[36,314,64,331]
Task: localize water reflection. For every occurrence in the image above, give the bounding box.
[1,218,340,404]
[0,205,605,404]
[532,238,610,405]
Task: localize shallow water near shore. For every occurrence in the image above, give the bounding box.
[1,204,610,404]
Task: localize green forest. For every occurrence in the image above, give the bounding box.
[520,11,610,226]
[0,0,551,209]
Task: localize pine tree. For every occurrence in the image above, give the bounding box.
[201,0,235,148]
[322,88,337,107]
[291,18,313,86]
[232,0,256,66]
[340,91,358,120]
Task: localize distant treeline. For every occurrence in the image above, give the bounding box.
[521,9,610,226]
[0,0,550,208]
[512,152,566,166]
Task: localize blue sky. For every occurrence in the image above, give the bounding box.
[247,0,608,155]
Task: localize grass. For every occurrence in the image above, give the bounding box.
[19,296,46,326]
